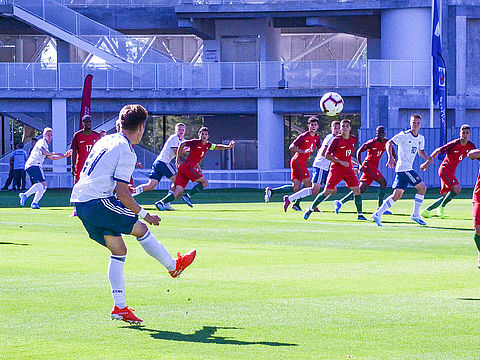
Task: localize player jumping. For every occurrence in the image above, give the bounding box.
[420,124,475,218]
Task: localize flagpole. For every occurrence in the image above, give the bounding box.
[430,0,434,128]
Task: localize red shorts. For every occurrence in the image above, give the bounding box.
[290,158,310,182]
[175,163,203,188]
[473,202,480,228]
[326,165,359,190]
[359,165,384,186]
[439,167,458,194]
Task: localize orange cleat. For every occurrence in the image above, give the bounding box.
[110,306,143,324]
[169,249,197,278]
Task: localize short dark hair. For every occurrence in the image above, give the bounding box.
[411,114,422,121]
[82,115,92,122]
[31,137,37,142]
[461,124,470,131]
[341,119,351,125]
[376,126,385,132]
[307,116,319,125]
[331,120,340,127]
[119,105,148,131]
[198,126,209,134]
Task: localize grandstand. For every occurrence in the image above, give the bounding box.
[0,0,478,188]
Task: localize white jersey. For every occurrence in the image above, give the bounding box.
[156,134,183,163]
[390,130,425,172]
[70,133,137,203]
[25,138,49,169]
[313,133,335,170]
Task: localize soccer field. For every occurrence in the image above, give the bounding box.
[1,189,479,359]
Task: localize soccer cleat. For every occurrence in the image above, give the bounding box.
[264,187,272,203]
[169,249,196,278]
[164,203,176,211]
[292,203,302,212]
[334,200,342,214]
[357,214,368,221]
[155,201,165,211]
[477,253,480,269]
[313,207,321,213]
[384,210,393,215]
[19,193,27,207]
[181,194,193,208]
[31,203,40,209]
[303,207,313,220]
[421,209,431,218]
[437,207,445,219]
[69,210,77,217]
[110,306,143,324]
[410,214,427,226]
[371,213,382,226]
[282,196,290,212]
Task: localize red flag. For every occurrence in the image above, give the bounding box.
[80,74,93,129]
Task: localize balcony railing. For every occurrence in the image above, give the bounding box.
[0,60,430,91]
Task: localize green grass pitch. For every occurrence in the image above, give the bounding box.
[1,188,479,359]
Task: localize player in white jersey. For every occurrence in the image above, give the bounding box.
[282,120,340,212]
[71,105,196,324]
[19,127,72,209]
[372,114,429,226]
[132,123,187,210]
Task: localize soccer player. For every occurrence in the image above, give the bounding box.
[154,127,235,211]
[71,115,101,184]
[70,104,196,324]
[333,126,391,215]
[467,148,480,267]
[304,119,367,221]
[19,128,72,209]
[371,114,429,226]
[282,120,340,212]
[420,124,475,218]
[265,116,320,208]
[132,123,187,211]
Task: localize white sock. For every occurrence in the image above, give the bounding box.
[132,186,143,197]
[288,188,312,202]
[108,255,126,309]
[137,230,176,271]
[413,194,425,217]
[32,185,46,204]
[24,182,43,198]
[375,195,395,216]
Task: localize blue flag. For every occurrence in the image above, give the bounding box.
[432,0,447,147]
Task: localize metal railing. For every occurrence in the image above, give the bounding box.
[50,0,360,5]
[0,60,431,91]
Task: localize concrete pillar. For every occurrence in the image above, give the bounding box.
[257,98,284,170]
[367,38,381,59]
[0,115,12,156]
[52,99,67,172]
[15,38,24,62]
[56,40,71,63]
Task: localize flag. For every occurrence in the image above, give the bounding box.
[432,0,447,147]
[80,74,93,130]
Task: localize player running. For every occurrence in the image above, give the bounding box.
[333,126,392,215]
[372,114,429,226]
[71,105,196,324]
[132,123,187,211]
[154,127,235,211]
[304,119,367,221]
[265,116,320,208]
[420,124,475,218]
[468,147,480,268]
[282,120,340,212]
[19,127,72,209]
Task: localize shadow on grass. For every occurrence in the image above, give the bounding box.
[0,241,31,246]
[122,325,298,346]
[457,298,480,301]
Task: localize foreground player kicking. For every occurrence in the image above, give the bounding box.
[71,105,196,324]
[265,116,320,207]
[372,114,428,226]
[420,124,475,218]
[334,126,392,215]
[155,127,235,211]
[468,148,480,268]
[304,119,367,221]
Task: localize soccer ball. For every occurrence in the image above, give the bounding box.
[320,92,344,117]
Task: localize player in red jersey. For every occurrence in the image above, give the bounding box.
[467,147,480,267]
[333,126,391,214]
[304,119,366,221]
[264,116,320,210]
[71,115,100,183]
[420,124,476,219]
[154,127,235,211]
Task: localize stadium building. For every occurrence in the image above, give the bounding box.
[0,0,478,189]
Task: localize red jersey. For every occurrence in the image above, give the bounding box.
[71,130,100,172]
[474,154,480,203]
[439,139,476,173]
[182,139,213,167]
[327,135,357,169]
[291,131,320,163]
[360,137,388,169]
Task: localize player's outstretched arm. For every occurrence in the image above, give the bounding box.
[175,142,187,168]
[215,140,236,150]
[420,147,440,171]
[468,149,480,160]
[418,148,429,161]
[386,140,396,168]
[115,182,160,226]
[44,149,72,161]
[356,144,367,166]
